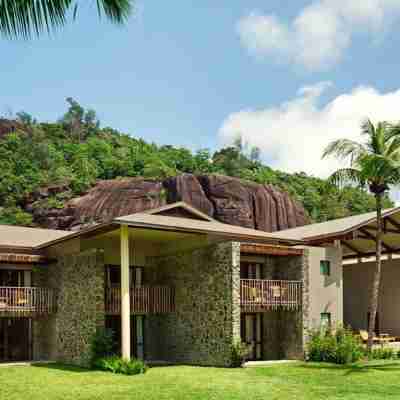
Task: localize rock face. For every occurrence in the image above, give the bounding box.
[28,174,309,231]
[0,119,27,138]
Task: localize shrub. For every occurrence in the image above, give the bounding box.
[307,326,363,364]
[90,327,115,367]
[94,356,147,375]
[231,340,251,367]
[370,347,396,360]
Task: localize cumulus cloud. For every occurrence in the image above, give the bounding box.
[237,0,400,70]
[218,82,400,179]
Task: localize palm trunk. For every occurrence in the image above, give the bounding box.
[367,193,383,352]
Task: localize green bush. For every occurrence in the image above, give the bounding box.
[94,356,147,375]
[370,347,396,360]
[90,327,115,366]
[307,326,364,364]
[231,340,251,367]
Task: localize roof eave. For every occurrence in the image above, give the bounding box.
[115,219,303,246]
[301,207,400,244]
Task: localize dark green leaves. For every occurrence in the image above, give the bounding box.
[0,0,133,39]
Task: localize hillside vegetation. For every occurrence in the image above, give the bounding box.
[0,99,393,226]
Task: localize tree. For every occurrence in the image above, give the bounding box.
[0,0,133,39]
[323,119,400,352]
[60,97,99,142]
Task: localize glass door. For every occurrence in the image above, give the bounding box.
[241,313,263,360]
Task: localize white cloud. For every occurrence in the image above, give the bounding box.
[237,1,400,70]
[218,82,400,180]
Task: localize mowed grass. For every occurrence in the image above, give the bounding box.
[1,361,400,400]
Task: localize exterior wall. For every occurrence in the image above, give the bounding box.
[44,238,81,258]
[33,249,105,366]
[257,254,305,360]
[305,246,343,329]
[145,241,241,367]
[343,258,400,335]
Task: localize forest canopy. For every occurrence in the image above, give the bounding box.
[0,98,393,226]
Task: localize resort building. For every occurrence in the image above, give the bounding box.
[0,202,397,366]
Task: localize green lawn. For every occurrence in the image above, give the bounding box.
[1,361,400,400]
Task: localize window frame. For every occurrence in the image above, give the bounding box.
[320,260,331,276]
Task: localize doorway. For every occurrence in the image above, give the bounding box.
[241,313,263,360]
[105,315,145,359]
[0,318,32,362]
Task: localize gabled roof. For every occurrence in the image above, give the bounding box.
[114,211,301,245]
[0,225,71,250]
[143,201,215,222]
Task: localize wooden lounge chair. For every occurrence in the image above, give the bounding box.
[359,330,395,344]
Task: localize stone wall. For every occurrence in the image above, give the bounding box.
[145,241,241,367]
[33,249,105,366]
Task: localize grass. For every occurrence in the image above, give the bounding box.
[1,361,400,400]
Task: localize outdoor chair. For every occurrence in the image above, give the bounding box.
[359,330,395,344]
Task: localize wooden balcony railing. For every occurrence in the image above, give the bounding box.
[0,287,56,316]
[105,286,175,315]
[240,279,302,312]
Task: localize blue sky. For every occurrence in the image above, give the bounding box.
[2,1,400,177]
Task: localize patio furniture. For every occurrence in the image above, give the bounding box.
[359,330,395,344]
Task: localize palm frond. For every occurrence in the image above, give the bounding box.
[327,168,364,189]
[0,0,71,39]
[360,118,375,137]
[96,0,132,24]
[0,0,133,39]
[384,136,400,159]
[322,139,367,163]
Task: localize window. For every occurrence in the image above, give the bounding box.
[320,313,331,329]
[320,260,331,276]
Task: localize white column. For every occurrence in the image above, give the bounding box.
[120,224,131,360]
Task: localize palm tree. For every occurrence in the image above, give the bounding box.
[0,0,133,39]
[323,119,400,352]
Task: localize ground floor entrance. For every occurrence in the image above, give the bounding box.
[241,313,263,361]
[105,315,145,359]
[0,318,32,362]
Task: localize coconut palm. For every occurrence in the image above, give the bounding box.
[323,119,400,351]
[0,0,133,39]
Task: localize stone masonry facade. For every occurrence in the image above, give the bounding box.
[33,249,105,366]
[145,241,241,367]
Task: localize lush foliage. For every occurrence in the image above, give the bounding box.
[89,328,146,375]
[89,327,116,366]
[307,326,364,364]
[0,100,393,226]
[323,119,400,352]
[230,340,251,367]
[369,347,397,361]
[94,355,147,375]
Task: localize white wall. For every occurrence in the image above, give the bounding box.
[344,258,400,335]
[306,246,343,329]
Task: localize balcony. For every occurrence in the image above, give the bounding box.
[240,279,302,312]
[105,286,175,315]
[0,287,57,316]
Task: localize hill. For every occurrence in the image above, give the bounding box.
[0,100,392,229]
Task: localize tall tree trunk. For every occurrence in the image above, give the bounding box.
[367,193,383,352]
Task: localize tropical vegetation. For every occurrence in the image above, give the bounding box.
[323,119,400,352]
[0,99,393,226]
[0,0,133,39]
